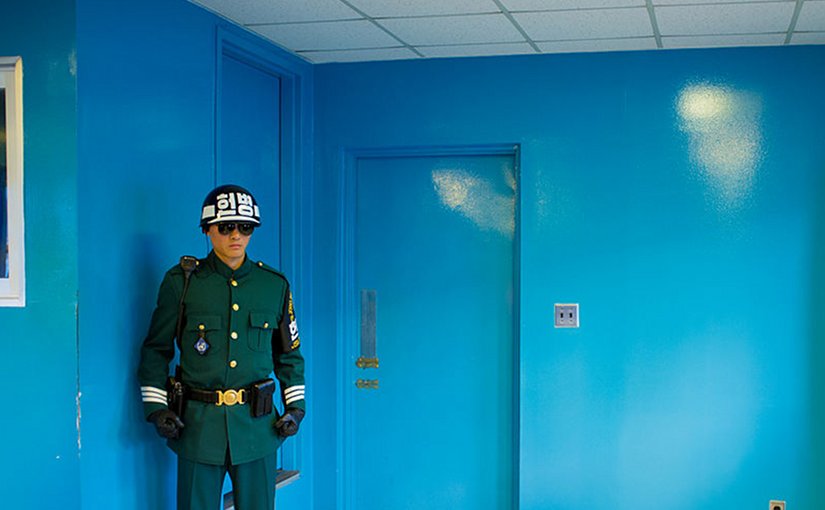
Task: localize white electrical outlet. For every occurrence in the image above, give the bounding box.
[769,500,786,510]
[554,303,579,328]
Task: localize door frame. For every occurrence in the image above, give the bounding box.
[216,26,301,252]
[337,144,523,510]
[215,25,310,474]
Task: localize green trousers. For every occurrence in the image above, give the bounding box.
[177,451,277,510]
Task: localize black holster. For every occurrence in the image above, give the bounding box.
[166,366,187,417]
[251,379,275,418]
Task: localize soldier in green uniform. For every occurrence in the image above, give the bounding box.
[138,184,305,510]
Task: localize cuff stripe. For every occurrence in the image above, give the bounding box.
[284,385,305,396]
[141,386,167,397]
[285,394,305,405]
[142,386,168,405]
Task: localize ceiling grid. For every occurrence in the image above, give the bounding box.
[336,0,426,57]
[491,0,542,53]
[646,0,665,47]
[191,0,825,63]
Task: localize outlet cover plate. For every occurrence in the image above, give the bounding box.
[554,303,579,328]
[769,501,786,510]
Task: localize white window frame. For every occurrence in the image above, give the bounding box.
[0,57,25,307]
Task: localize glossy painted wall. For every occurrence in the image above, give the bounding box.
[313,46,825,509]
[77,1,313,508]
[0,1,79,507]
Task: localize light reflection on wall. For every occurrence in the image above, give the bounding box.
[432,168,515,237]
[676,84,763,206]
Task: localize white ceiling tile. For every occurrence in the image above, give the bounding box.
[192,0,360,24]
[192,0,806,62]
[502,0,645,11]
[251,20,400,51]
[377,14,526,45]
[795,1,825,32]
[654,0,789,4]
[301,47,419,63]
[656,3,796,36]
[513,8,653,40]
[419,42,537,58]
[790,31,825,44]
[346,0,500,18]
[537,37,656,52]
[663,33,786,49]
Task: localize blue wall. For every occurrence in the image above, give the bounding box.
[4,2,824,508]
[313,46,825,509]
[0,1,80,507]
[77,1,313,508]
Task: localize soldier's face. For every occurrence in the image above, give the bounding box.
[207,223,251,266]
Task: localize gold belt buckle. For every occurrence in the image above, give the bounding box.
[216,389,246,406]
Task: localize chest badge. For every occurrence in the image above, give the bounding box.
[194,332,211,356]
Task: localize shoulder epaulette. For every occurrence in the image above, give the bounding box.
[254,260,288,281]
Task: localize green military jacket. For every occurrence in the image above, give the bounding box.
[138,251,306,465]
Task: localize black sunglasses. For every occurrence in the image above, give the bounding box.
[216,222,255,236]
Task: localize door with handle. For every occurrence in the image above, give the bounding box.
[347,150,518,510]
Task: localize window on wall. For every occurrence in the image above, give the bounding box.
[0,57,24,307]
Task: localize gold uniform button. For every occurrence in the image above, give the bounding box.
[198,324,205,331]
[229,360,237,368]
[257,261,263,267]
[230,332,238,340]
[231,279,238,287]
[232,303,239,311]
[263,322,269,329]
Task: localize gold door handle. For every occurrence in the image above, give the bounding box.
[355,379,379,390]
[356,357,380,369]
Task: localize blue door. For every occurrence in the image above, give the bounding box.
[350,151,517,510]
[219,54,280,266]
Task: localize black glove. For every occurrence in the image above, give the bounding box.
[148,409,185,439]
[275,408,305,438]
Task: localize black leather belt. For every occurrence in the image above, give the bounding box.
[188,387,249,406]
